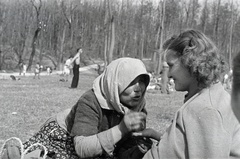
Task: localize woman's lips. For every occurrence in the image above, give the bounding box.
[133,95,141,100]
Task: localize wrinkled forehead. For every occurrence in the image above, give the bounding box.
[104,58,149,93]
[106,58,147,73]
[117,61,149,93]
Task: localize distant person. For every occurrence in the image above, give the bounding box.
[232,52,240,122]
[40,65,44,72]
[22,63,27,76]
[63,56,73,82]
[160,61,169,94]
[222,68,232,90]
[134,30,240,158]
[18,62,23,75]
[33,63,40,79]
[70,48,82,88]
[20,57,152,158]
[167,78,175,93]
[46,66,52,75]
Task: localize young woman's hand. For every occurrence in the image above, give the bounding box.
[135,136,153,153]
[119,112,147,134]
[132,128,161,141]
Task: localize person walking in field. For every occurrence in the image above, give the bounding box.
[18,62,23,75]
[69,48,82,88]
[33,63,40,79]
[63,56,73,81]
[46,66,52,75]
[22,63,27,76]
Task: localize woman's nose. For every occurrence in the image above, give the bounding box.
[134,82,142,92]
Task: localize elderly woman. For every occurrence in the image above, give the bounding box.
[23,57,152,159]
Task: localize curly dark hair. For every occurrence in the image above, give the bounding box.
[166,29,226,89]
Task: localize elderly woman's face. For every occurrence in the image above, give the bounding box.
[120,75,146,109]
[166,50,197,92]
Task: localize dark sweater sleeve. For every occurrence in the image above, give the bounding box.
[69,90,102,136]
[67,90,116,157]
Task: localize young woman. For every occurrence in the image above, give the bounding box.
[23,57,152,159]
[138,30,240,158]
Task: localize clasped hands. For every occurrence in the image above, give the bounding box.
[119,112,154,153]
[121,112,146,133]
[120,112,161,142]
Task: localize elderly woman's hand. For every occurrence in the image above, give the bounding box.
[119,112,147,134]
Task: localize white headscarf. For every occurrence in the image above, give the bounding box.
[93,57,150,114]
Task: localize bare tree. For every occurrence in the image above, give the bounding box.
[213,0,221,45]
[27,0,42,71]
[229,0,234,68]
[200,0,209,33]
[0,0,239,72]
[156,0,166,75]
[108,15,115,64]
[61,0,77,49]
[103,0,109,66]
[103,0,115,65]
[119,0,129,57]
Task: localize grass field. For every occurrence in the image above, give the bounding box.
[0,70,185,146]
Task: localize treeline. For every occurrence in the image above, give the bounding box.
[0,0,239,72]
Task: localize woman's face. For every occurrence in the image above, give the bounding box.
[166,50,198,92]
[120,76,146,109]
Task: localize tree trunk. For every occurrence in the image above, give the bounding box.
[108,15,115,64]
[161,61,169,94]
[140,29,144,60]
[184,0,190,28]
[121,38,128,57]
[154,23,161,52]
[213,0,221,45]
[58,24,67,70]
[229,0,234,69]
[104,33,108,66]
[103,0,108,66]
[27,0,42,71]
[156,0,166,75]
[159,0,168,93]
[202,0,208,33]
[0,50,2,70]
[61,0,73,48]
[28,27,41,71]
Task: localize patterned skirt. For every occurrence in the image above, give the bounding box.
[23,120,79,159]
